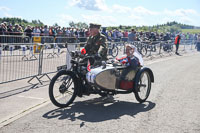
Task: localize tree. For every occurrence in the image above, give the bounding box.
[69,21,75,28]
[53,23,58,27]
[69,21,88,29]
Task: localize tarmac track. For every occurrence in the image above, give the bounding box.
[0,52,200,133]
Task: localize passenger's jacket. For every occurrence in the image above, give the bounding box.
[116,56,140,69]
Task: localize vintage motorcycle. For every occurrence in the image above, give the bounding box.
[49,50,154,108]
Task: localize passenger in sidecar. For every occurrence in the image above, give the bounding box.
[114,44,143,90]
[116,44,143,69]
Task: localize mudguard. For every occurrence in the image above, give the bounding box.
[134,67,154,84]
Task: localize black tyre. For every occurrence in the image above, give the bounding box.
[49,70,78,108]
[134,70,151,103]
[151,45,156,52]
[140,46,147,57]
[111,46,118,57]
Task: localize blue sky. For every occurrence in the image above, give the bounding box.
[0,0,200,27]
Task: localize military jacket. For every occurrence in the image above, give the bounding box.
[84,33,107,60]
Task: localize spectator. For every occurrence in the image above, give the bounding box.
[128,29,136,42]
[163,33,170,41]
[43,25,49,36]
[107,30,112,40]
[113,29,118,39]
[13,24,20,35]
[7,24,13,35]
[70,28,75,37]
[123,30,128,37]
[0,23,7,35]
[49,26,55,37]
[33,26,41,36]
[85,29,90,37]
[101,27,111,41]
[79,28,85,37]
[149,32,156,41]
[24,25,32,38]
[65,27,71,37]
[74,28,79,37]
[174,34,181,55]
[196,34,200,51]
[117,30,123,39]
[18,26,24,35]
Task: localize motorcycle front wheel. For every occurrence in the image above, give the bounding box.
[49,70,78,108]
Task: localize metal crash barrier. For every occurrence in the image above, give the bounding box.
[0,43,68,84]
[0,36,197,85]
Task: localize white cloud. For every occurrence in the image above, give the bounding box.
[164,9,198,17]
[0,6,10,11]
[81,14,116,26]
[128,14,142,21]
[0,6,12,18]
[58,14,78,26]
[3,12,13,17]
[133,6,159,16]
[112,4,132,13]
[69,0,109,11]
[163,9,200,25]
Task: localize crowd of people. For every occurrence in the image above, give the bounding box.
[0,21,199,43]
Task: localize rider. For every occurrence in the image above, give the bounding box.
[81,23,108,64]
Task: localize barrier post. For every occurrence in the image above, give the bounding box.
[0,47,2,61]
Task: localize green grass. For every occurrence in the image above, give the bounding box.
[181,29,200,34]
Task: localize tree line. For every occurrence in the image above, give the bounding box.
[0,17,199,33]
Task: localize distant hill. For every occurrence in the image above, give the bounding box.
[156,21,200,29]
[107,21,200,33]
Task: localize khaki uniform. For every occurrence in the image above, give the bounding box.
[84,33,108,60]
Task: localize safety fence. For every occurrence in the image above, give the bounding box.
[0,39,197,85]
[107,39,197,58]
[0,43,68,84]
[0,35,88,44]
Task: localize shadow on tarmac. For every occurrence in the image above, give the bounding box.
[0,81,49,99]
[43,96,155,126]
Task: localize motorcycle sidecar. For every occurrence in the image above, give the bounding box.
[86,64,154,103]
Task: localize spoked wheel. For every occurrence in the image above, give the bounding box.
[134,70,151,103]
[49,70,78,108]
[111,46,118,57]
[140,46,147,57]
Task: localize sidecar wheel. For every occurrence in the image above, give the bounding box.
[134,70,151,103]
[49,70,78,108]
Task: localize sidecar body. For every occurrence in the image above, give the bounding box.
[86,64,154,91]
